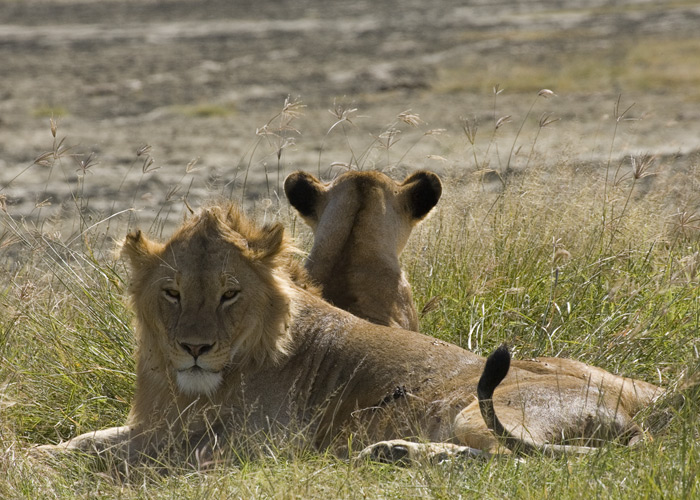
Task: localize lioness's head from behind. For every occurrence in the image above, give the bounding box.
[284,170,441,248]
[284,169,441,330]
[121,205,294,398]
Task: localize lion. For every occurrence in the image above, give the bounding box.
[38,204,663,464]
[284,170,442,331]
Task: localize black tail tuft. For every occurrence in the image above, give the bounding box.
[476,344,587,456]
[477,344,511,401]
[477,344,512,441]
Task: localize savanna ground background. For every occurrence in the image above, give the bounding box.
[1,0,700,498]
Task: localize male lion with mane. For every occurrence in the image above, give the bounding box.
[39,204,662,463]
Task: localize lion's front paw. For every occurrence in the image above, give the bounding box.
[358,439,486,465]
[359,439,413,464]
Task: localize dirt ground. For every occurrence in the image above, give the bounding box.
[1,0,699,234]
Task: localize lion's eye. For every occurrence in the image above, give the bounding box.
[220,289,240,305]
[163,288,180,303]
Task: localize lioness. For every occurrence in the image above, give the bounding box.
[39,204,661,463]
[284,170,442,331]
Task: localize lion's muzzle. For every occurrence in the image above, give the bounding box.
[176,366,223,396]
[180,342,214,359]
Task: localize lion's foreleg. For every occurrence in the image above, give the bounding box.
[33,425,140,460]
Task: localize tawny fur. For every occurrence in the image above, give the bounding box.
[284,170,442,331]
[40,204,662,462]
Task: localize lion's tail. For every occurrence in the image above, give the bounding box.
[477,344,535,454]
[477,344,597,456]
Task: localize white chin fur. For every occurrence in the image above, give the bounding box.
[176,369,223,396]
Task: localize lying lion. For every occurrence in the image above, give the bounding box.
[284,169,442,331]
[39,204,662,463]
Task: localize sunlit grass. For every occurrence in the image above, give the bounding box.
[31,106,69,119]
[0,93,698,498]
[436,35,700,98]
[176,101,237,118]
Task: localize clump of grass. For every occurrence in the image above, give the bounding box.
[1,212,134,444]
[435,33,700,99]
[177,102,236,118]
[405,94,698,386]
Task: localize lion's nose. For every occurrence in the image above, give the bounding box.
[180,342,214,359]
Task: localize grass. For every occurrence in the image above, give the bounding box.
[176,102,237,118]
[32,106,69,119]
[435,34,700,99]
[1,93,699,498]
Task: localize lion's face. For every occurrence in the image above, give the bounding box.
[122,207,293,397]
[146,237,259,396]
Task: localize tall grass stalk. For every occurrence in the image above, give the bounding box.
[503,89,556,175]
[602,95,636,244]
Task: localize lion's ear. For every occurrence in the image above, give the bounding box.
[121,230,160,269]
[284,171,324,220]
[399,170,442,220]
[249,222,286,264]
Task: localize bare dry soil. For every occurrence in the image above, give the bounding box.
[1,0,699,232]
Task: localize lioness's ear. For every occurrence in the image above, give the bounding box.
[284,171,324,219]
[121,230,160,269]
[400,171,442,220]
[249,222,286,263]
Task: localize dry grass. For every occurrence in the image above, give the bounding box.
[436,35,700,100]
[1,93,699,498]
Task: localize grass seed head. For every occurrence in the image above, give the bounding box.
[75,152,98,176]
[398,110,423,127]
[377,128,401,149]
[49,117,58,138]
[630,154,655,180]
[669,210,700,240]
[539,112,560,128]
[281,96,306,121]
[460,116,478,145]
[186,158,200,173]
[495,115,512,130]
